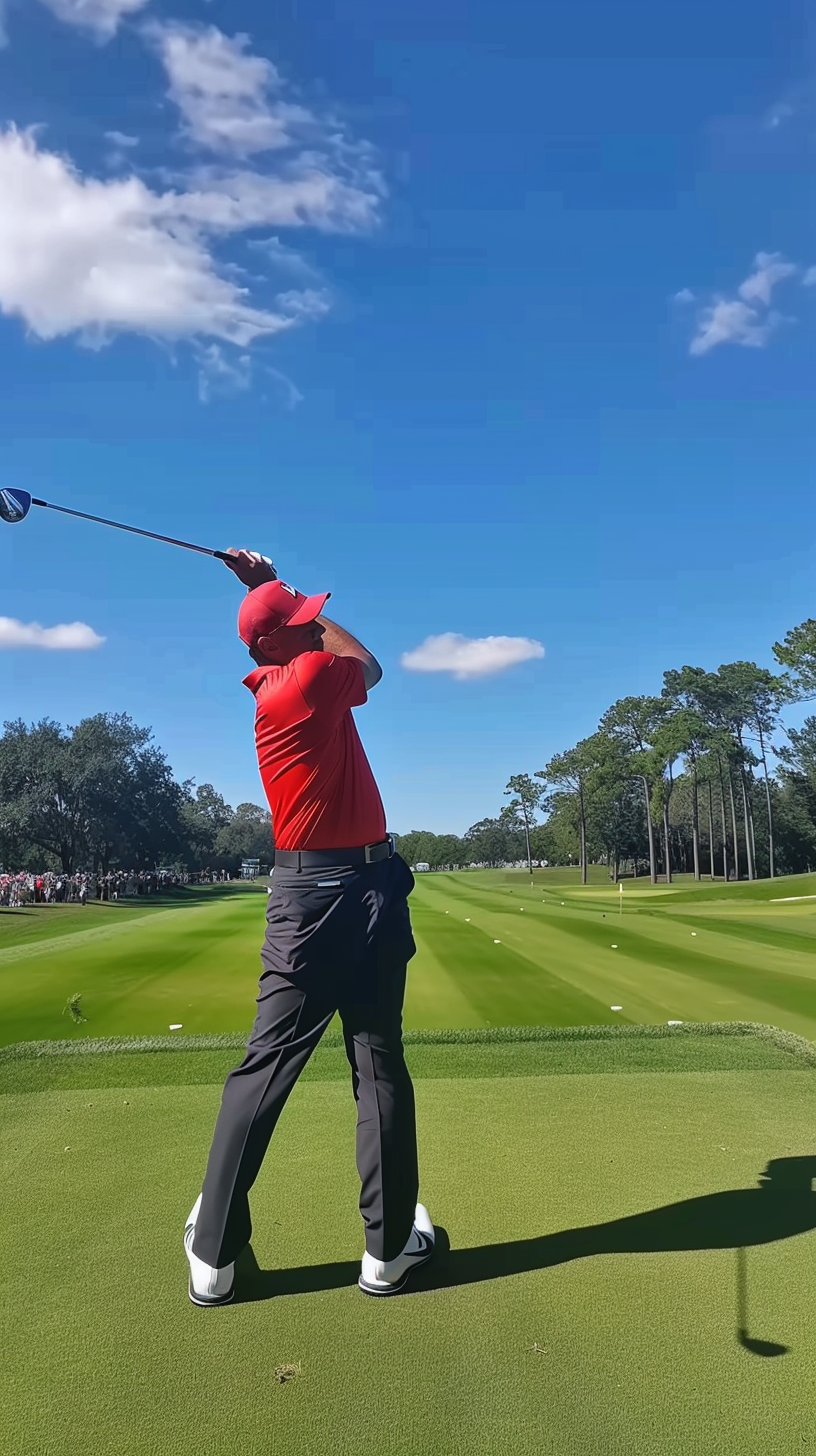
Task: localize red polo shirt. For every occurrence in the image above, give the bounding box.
[242,652,387,851]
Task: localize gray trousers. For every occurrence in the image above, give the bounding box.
[192,852,419,1269]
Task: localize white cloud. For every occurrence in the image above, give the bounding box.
[0,617,105,649]
[689,299,782,356]
[401,633,545,681]
[0,22,383,393]
[39,0,150,42]
[147,24,385,224]
[804,266,816,286]
[0,0,8,47]
[737,251,798,305]
[265,367,303,410]
[148,22,322,158]
[673,288,694,304]
[273,287,330,321]
[166,164,381,235]
[195,346,308,407]
[248,234,320,281]
[0,126,375,347]
[196,343,251,402]
[686,252,802,357]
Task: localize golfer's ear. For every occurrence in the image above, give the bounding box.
[256,634,278,660]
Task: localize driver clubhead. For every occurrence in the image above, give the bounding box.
[0,488,32,523]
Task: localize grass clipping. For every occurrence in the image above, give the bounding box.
[273,1362,302,1385]
[62,993,88,1025]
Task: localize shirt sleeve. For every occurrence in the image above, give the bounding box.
[294,652,368,725]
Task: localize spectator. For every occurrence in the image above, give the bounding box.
[0,864,221,908]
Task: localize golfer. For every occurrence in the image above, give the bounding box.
[184,549,435,1306]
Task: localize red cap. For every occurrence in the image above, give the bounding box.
[238,580,331,647]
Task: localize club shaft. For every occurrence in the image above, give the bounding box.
[30,498,229,560]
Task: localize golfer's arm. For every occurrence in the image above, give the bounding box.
[316,615,382,690]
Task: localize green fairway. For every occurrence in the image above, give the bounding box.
[1,1029,814,1456]
[2,869,815,1047]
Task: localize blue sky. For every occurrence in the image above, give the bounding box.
[1,0,814,838]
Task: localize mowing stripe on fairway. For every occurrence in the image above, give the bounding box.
[417,910,808,1038]
[437,885,816,1025]
[499,909,816,1024]
[410,880,816,1031]
[0,897,266,1047]
[0,885,266,954]
[409,907,618,1027]
[658,910,816,959]
[0,896,260,967]
[517,902,816,985]
[402,928,480,1026]
[4,873,816,1049]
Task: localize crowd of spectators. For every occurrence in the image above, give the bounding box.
[0,867,231,908]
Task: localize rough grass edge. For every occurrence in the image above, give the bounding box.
[2,1021,815,1068]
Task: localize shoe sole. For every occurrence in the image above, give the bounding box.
[188,1278,235,1307]
[358,1231,435,1296]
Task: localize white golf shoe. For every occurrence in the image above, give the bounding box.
[184,1194,235,1307]
[359,1204,435,1295]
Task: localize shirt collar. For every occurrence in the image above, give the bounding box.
[243,665,275,692]
[243,662,298,693]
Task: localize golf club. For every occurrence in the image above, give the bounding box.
[0,487,232,561]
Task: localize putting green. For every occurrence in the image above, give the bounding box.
[2,1030,814,1456]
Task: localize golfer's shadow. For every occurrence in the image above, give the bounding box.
[236,1155,816,1353]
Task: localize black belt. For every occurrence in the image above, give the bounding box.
[274,836,395,870]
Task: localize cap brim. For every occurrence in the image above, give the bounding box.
[286,591,331,627]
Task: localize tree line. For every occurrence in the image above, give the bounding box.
[2,617,814,883]
[399,618,816,882]
[0,713,274,876]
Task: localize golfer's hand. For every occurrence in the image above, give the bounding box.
[223,548,278,589]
